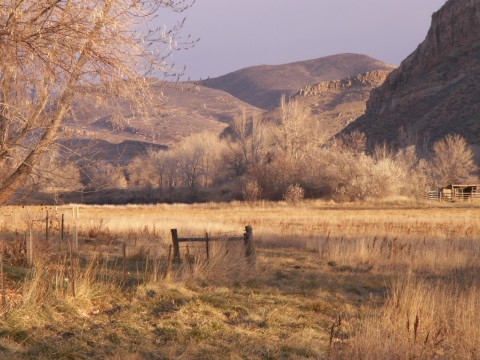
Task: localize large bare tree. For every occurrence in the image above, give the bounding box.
[273,96,321,161]
[431,134,478,186]
[0,0,194,202]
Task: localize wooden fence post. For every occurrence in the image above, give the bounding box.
[205,232,210,261]
[171,229,180,263]
[244,225,255,263]
[122,242,127,282]
[61,214,65,251]
[27,229,33,266]
[45,210,49,242]
[73,225,78,257]
[165,244,172,278]
[153,252,158,283]
[0,255,6,309]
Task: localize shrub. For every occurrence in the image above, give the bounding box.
[283,184,305,204]
[242,180,262,202]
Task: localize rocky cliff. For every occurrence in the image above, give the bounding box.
[343,0,480,148]
[295,70,390,96]
[260,70,391,141]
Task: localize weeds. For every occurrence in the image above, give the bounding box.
[0,202,478,358]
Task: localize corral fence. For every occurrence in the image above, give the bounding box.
[0,207,254,270]
[170,226,255,265]
[427,187,480,202]
[426,190,439,201]
[0,207,255,302]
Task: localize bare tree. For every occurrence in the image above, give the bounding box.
[273,96,322,161]
[30,150,82,192]
[127,149,168,189]
[230,109,265,171]
[87,161,128,190]
[332,131,367,156]
[431,134,478,186]
[174,132,206,193]
[0,0,194,202]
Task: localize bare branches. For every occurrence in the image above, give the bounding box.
[0,0,194,202]
[431,134,478,186]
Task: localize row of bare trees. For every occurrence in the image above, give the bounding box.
[115,98,478,202]
[7,96,479,203]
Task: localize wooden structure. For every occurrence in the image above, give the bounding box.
[171,226,254,264]
[437,184,480,202]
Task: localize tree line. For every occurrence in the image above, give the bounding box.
[23,97,479,204]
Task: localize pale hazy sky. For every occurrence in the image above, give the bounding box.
[161,0,447,80]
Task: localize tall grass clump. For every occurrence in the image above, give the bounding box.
[4,256,113,330]
[176,241,253,285]
[337,273,480,359]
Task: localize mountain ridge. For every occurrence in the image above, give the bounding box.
[343,0,480,148]
[201,53,395,110]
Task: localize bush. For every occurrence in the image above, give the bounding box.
[242,180,262,202]
[283,184,304,204]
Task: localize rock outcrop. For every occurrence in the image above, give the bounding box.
[260,70,391,141]
[295,70,390,97]
[343,0,480,148]
[201,54,395,110]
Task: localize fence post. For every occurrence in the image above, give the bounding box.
[205,232,210,261]
[122,242,127,282]
[165,244,172,278]
[61,214,65,251]
[45,210,49,242]
[27,229,33,266]
[73,225,78,257]
[144,251,150,283]
[244,225,255,264]
[171,229,180,263]
[0,255,6,310]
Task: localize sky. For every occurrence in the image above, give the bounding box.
[160,0,447,81]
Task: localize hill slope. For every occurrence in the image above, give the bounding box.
[343,0,480,148]
[201,53,395,110]
[61,82,259,162]
[68,82,259,147]
[289,70,391,140]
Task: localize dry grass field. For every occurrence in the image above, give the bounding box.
[0,200,479,359]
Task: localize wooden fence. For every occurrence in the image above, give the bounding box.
[426,190,439,201]
[0,204,254,278]
[170,226,254,264]
[427,189,480,202]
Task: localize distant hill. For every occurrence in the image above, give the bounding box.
[201,53,395,110]
[62,82,259,157]
[62,55,394,164]
[343,0,480,149]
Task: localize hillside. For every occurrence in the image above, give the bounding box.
[201,53,395,110]
[343,0,480,149]
[286,70,392,140]
[60,82,259,162]
[61,55,394,163]
[68,82,259,146]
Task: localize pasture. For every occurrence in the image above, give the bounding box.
[0,201,478,359]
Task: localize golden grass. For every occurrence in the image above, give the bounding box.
[0,200,479,358]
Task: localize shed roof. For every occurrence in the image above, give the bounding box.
[442,184,480,189]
